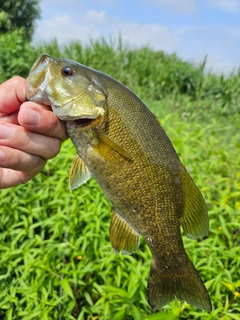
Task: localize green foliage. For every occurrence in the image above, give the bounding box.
[0,37,240,319]
[0,30,37,83]
[0,0,41,41]
[0,36,239,115]
[1,101,240,318]
[36,38,240,115]
[221,69,240,115]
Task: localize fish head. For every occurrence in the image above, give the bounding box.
[26,54,106,124]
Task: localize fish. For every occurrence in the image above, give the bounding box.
[26,54,212,311]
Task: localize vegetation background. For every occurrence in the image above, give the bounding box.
[0,2,240,319]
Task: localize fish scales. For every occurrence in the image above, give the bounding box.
[26,54,212,311]
[68,76,185,257]
[70,101,180,245]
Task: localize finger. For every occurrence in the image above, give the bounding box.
[0,111,19,125]
[0,122,62,160]
[0,146,46,172]
[0,146,46,188]
[18,102,68,141]
[0,77,26,116]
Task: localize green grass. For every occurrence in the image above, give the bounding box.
[1,99,240,319]
[1,33,240,115]
[0,37,240,319]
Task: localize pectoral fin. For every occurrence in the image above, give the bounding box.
[180,165,209,239]
[69,154,91,191]
[93,131,133,163]
[110,210,140,254]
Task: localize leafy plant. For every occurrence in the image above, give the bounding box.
[0,37,240,319]
[0,29,37,82]
[0,0,41,41]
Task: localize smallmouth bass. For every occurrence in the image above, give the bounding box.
[26,54,212,311]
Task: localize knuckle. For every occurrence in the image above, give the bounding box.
[48,115,67,141]
[47,138,62,159]
[48,114,60,133]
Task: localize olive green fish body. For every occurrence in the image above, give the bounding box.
[26,54,212,311]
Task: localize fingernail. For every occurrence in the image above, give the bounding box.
[0,125,13,139]
[0,150,5,161]
[24,109,41,125]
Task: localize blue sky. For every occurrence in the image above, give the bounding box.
[34,0,240,73]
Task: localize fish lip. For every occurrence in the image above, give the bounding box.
[55,100,105,123]
[26,82,52,105]
[26,55,52,101]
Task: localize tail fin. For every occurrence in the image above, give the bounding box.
[147,257,212,311]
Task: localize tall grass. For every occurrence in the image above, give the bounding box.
[0,36,240,319]
[0,33,240,115]
[37,38,240,116]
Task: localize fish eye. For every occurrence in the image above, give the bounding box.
[61,66,74,76]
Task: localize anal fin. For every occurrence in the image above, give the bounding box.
[110,211,140,254]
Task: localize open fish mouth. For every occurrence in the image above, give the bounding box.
[71,114,104,129]
[74,118,96,127]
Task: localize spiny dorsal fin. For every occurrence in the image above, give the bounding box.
[110,210,140,254]
[69,154,91,191]
[180,165,209,239]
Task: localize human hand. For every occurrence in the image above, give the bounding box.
[0,76,68,188]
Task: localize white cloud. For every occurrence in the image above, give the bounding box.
[34,15,90,44]
[39,0,82,17]
[83,10,108,24]
[173,24,240,73]
[34,11,180,52]
[120,22,180,51]
[144,0,197,13]
[208,0,240,13]
[33,5,240,73]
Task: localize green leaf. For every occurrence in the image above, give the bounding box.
[112,309,127,320]
[131,304,143,320]
[62,278,74,300]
